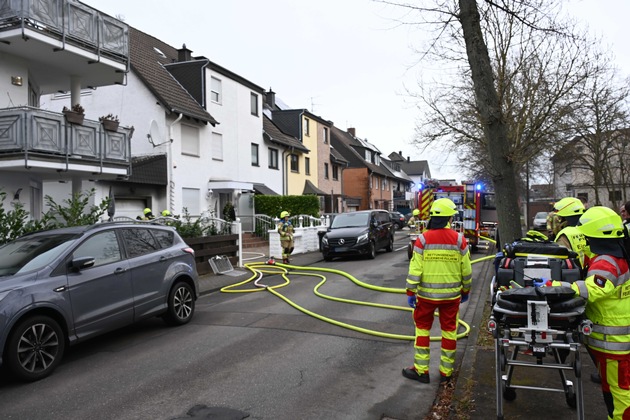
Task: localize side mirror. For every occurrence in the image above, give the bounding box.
[70,256,95,271]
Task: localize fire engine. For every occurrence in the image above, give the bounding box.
[416,179,498,251]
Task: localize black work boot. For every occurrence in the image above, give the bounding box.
[402,367,430,383]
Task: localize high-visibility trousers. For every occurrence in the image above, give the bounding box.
[591,348,630,420]
[412,297,460,378]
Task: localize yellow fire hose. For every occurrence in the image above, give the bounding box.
[220,255,491,342]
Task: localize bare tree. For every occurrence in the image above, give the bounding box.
[378,0,605,242]
[560,68,630,208]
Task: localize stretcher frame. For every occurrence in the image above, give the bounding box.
[489,278,590,420]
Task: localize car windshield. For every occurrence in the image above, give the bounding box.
[0,234,77,277]
[330,213,370,228]
[535,212,548,219]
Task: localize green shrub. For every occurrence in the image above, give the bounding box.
[255,195,320,218]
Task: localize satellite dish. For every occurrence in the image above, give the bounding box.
[147,120,171,147]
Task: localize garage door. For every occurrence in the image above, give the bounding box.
[114,199,146,219]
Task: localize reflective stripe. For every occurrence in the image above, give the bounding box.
[462,274,472,282]
[575,281,588,298]
[595,255,621,276]
[589,269,618,282]
[417,290,461,299]
[421,281,462,289]
[413,245,423,254]
[424,243,461,252]
[592,325,630,335]
[586,336,630,351]
[407,274,421,281]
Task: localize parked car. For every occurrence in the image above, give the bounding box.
[532,211,549,230]
[0,222,199,382]
[389,211,406,230]
[321,210,394,261]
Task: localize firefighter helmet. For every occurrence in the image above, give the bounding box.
[161,210,171,217]
[143,208,152,215]
[280,211,290,218]
[429,198,457,217]
[577,206,624,238]
[412,209,420,216]
[554,197,585,218]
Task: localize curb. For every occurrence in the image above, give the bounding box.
[450,253,495,418]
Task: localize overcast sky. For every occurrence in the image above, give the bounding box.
[85,0,630,180]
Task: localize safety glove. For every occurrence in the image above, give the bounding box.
[460,293,469,303]
[407,295,416,308]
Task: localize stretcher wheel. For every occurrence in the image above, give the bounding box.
[502,386,516,401]
[565,386,576,408]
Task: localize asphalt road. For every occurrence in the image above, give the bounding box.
[0,230,493,420]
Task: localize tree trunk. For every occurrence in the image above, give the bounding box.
[458,0,522,244]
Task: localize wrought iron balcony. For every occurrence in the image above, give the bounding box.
[0,0,129,90]
[0,107,132,177]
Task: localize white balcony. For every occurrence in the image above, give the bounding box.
[0,107,132,178]
[0,0,129,93]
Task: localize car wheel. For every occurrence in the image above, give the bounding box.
[407,242,414,260]
[392,223,399,231]
[163,281,195,326]
[385,236,394,252]
[323,254,333,262]
[367,241,376,259]
[6,315,66,382]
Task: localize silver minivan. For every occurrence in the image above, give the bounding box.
[0,222,199,382]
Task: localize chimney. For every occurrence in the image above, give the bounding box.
[266,88,276,108]
[399,151,402,156]
[407,156,410,162]
[347,127,356,137]
[177,43,192,62]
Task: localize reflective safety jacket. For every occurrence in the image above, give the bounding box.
[406,228,472,301]
[555,226,587,268]
[277,221,294,241]
[571,254,630,355]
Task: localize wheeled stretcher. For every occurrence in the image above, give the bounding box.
[488,241,592,420]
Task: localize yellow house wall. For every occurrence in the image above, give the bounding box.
[287,115,318,195]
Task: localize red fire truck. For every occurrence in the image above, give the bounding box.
[415,180,498,251]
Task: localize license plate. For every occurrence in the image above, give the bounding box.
[333,247,348,252]
[533,346,545,353]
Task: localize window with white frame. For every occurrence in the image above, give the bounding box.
[182,188,200,215]
[250,92,259,116]
[211,77,222,104]
[305,157,310,175]
[212,132,223,161]
[251,143,259,166]
[181,125,200,157]
[269,148,279,169]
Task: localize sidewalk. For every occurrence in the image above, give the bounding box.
[197,246,324,295]
[454,261,607,419]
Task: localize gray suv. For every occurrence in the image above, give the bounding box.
[0,222,199,382]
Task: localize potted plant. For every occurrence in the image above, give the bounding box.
[62,104,85,125]
[99,113,120,132]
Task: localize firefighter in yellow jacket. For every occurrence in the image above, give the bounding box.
[553,197,588,268]
[403,198,472,384]
[569,206,630,420]
[277,211,294,264]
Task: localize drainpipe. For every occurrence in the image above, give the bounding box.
[70,76,81,108]
[282,147,294,195]
[167,113,183,212]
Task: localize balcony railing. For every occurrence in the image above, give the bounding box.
[0,0,129,67]
[0,107,132,175]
